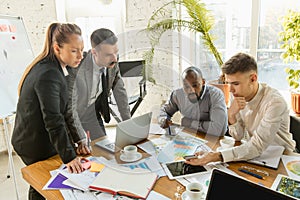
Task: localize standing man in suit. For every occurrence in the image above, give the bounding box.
[68,28,131,143]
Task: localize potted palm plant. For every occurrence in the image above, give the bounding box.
[144,0,230,105]
[279,10,300,114]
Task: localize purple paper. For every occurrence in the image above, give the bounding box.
[48,173,73,189]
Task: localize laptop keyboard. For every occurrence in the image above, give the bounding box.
[105,143,116,150]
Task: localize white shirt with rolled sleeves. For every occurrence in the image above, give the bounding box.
[221,83,296,163]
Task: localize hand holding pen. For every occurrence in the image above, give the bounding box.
[160,118,172,129]
[76,131,92,155]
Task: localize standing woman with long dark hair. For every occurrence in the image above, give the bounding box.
[11,23,85,200]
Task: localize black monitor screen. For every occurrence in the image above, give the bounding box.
[206,169,293,200]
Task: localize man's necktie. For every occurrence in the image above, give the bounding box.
[98,69,110,123]
[94,68,104,99]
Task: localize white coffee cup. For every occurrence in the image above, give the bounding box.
[120,145,138,159]
[186,182,204,200]
[219,138,235,149]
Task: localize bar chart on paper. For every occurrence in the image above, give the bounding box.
[157,132,209,163]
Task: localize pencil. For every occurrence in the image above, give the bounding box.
[238,168,265,180]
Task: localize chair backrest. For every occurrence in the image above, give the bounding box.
[109,60,146,121]
[118,60,144,77]
[118,60,145,99]
[290,115,300,152]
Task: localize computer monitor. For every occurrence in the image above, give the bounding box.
[205,169,293,200]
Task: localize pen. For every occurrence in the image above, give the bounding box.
[238,168,265,180]
[168,126,171,135]
[86,131,92,150]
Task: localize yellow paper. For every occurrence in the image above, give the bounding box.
[90,162,105,172]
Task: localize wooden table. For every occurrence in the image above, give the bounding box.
[21,128,289,199]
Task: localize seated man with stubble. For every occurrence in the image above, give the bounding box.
[158,66,228,136]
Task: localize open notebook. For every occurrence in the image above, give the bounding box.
[89,166,158,199]
[247,145,285,169]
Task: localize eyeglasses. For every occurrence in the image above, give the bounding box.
[241,165,269,177]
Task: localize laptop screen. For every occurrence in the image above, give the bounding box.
[205,169,292,200]
[115,112,152,149]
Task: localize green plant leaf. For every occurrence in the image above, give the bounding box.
[142,0,223,83]
[279,10,300,89]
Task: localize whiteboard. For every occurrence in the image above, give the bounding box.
[0,15,34,117]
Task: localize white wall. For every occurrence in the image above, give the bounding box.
[0,0,57,56]
[0,0,182,151]
[0,0,57,152]
[123,0,181,121]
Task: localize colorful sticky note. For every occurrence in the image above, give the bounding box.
[90,162,105,172]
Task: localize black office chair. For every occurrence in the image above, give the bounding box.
[290,115,300,153]
[109,60,146,122]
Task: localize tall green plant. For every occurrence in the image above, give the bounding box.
[279,10,300,91]
[143,0,223,82]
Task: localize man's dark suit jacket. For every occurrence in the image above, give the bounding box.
[11,57,76,165]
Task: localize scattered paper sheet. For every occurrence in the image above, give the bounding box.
[60,189,170,200]
[121,156,166,177]
[157,133,207,163]
[271,174,300,199]
[149,123,166,135]
[281,155,300,181]
[247,145,284,169]
[43,170,73,190]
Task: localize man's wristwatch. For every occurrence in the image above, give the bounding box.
[159,118,166,125]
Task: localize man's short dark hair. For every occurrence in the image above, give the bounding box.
[90,28,118,48]
[182,66,203,80]
[221,52,257,75]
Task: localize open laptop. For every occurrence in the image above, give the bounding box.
[95,112,152,152]
[205,169,294,200]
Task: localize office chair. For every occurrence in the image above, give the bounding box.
[109,60,146,122]
[290,115,300,153]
